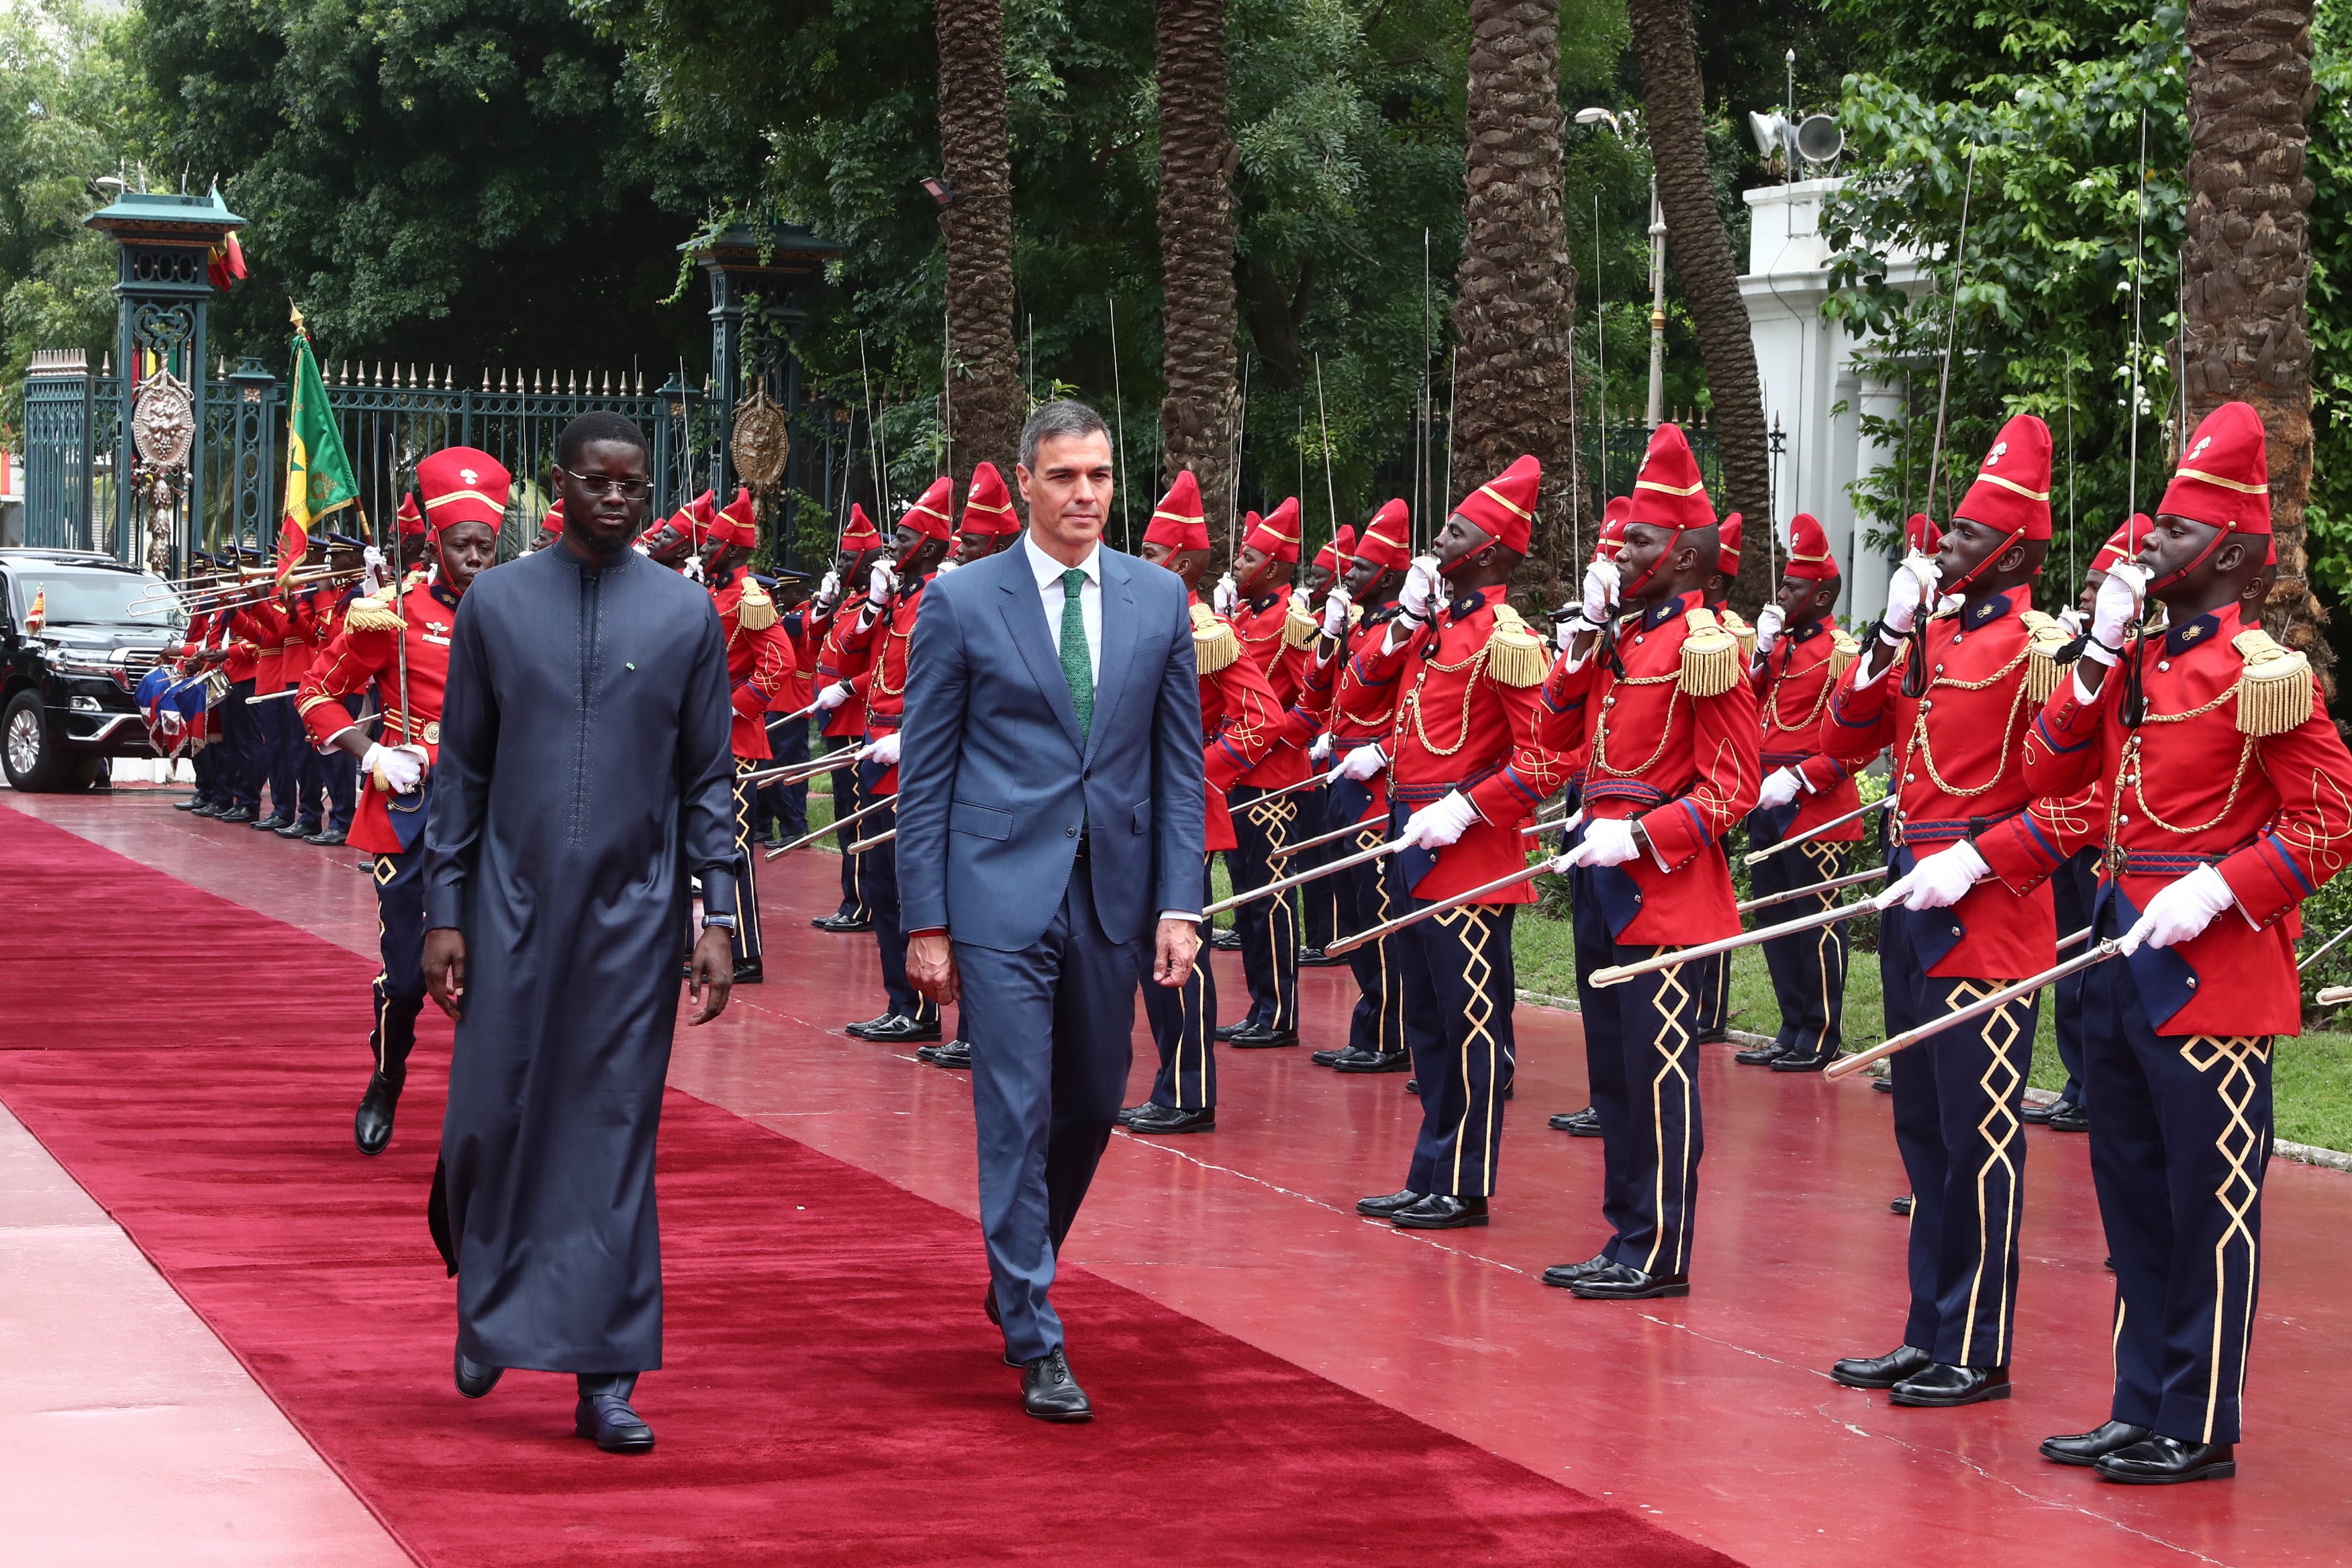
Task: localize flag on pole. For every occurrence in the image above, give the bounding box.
[279,307,358,587]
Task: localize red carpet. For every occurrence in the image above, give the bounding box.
[0,804,1736,1567]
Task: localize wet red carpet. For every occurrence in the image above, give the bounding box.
[0,804,1736,1566]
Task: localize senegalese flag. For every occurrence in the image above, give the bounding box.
[279,310,360,587]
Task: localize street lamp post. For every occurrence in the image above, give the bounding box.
[1576,107,1669,434]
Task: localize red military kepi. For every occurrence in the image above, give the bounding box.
[1997,401,2352,1480]
[1819,412,2079,1409]
[1534,424,1759,1298]
[700,485,797,981]
[297,444,509,1156]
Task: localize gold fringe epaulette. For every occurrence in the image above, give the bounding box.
[1191,601,1240,674]
[1828,626,1859,680]
[1678,607,1744,697]
[736,579,778,632]
[1484,603,1549,687]
[2232,628,2314,737]
[1718,607,1757,664]
[1283,602,1322,649]
[343,586,405,634]
[2020,610,2070,702]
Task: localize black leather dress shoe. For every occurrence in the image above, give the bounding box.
[1355,1189,1426,1218]
[1733,1040,1787,1065]
[215,805,257,823]
[454,1348,503,1398]
[1298,946,1346,967]
[1309,1046,1352,1067]
[278,819,316,838]
[1332,1048,1410,1075]
[191,800,226,817]
[576,1392,655,1453]
[732,958,765,984]
[1402,1078,1419,1095]
[2040,1421,2153,1467]
[1125,1102,1216,1134]
[930,1039,973,1069]
[1694,1028,1730,1046]
[2095,1435,2234,1484]
[1569,1263,1688,1300]
[1890,1195,1914,1216]
[354,1073,401,1156]
[1771,1046,1839,1073]
[1391,1194,1487,1230]
[863,1014,942,1043]
[1209,928,1242,951]
[304,827,348,845]
[252,813,293,831]
[1829,1344,1933,1389]
[1021,1347,1092,1422]
[1549,1107,1603,1138]
[1540,1253,1615,1289]
[173,794,208,812]
[844,1013,897,1038]
[1871,1075,1894,1094]
[1228,1024,1298,1049]
[2047,1099,2090,1132]
[1890,1363,2010,1407]
[811,912,872,933]
[2021,1099,2056,1125]
[1213,1021,1246,1041]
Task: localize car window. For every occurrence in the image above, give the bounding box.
[9,569,186,632]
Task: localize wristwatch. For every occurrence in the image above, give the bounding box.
[701,913,738,931]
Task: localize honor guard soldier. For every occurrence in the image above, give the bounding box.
[701,487,797,982]
[1293,522,1355,962]
[1535,429,1759,1293]
[810,503,888,933]
[1735,511,1862,1073]
[1820,414,2079,1406]
[228,558,297,828]
[2002,403,2352,1483]
[1210,496,1318,1047]
[1348,456,1562,1231]
[297,447,507,1154]
[1686,510,1757,1044]
[836,479,956,1044]
[287,541,366,844]
[1303,503,1412,1074]
[1121,473,1288,1132]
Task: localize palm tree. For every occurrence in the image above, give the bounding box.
[1155,0,1240,540]
[1449,0,1580,605]
[2182,0,2329,686]
[1626,0,1769,608]
[934,0,1024,489]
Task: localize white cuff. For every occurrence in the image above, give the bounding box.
[1160,910,1202,923]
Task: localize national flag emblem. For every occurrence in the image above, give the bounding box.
[278,309,360,587]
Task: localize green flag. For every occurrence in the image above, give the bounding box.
[278,310,359,584]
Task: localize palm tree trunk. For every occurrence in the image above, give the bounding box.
[935,0,1024,490]
[1626,0,1769,610]
[2182,0,2329,689]
[1155,0,1240,543]
[1449,0,1581,605]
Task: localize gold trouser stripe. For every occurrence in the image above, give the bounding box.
[1952,980,2028,1368]
[1259,799,1299,1031]
[2178,1033,2270,1441]
[1436,905,1501,1193]
[1645,960,1698,1275]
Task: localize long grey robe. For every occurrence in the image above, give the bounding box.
[424,541,738,1372]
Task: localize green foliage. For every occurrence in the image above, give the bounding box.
[2304,0,2352,625]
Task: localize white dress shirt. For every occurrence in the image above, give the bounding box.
[1024,530,1102,689]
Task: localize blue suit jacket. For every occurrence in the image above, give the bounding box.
[896,540,1205,952]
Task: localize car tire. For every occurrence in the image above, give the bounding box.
[3,689,69,792]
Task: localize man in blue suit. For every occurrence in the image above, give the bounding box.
[896,400,1207,1423]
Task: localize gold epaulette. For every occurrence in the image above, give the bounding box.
[2232,627,2314,738]
[2020,609,2070,702]
[1678,607,1744,697]
[343,585,405,634]
[1283,602,1321,649]
[1484,603,1549,687]
[1828,626,1859,680]
[1719,607,1757,664]
[736,579,778,632]
[1191,601,1240,675]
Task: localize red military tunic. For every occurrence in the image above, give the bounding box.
[1754,618,1863,840]
[832,574,931,795]
[1994,604,2352,1036]
[1190,597,1288,850]
[295,575,459,855]
[709,567,795,762]
[1355,585,1563,904]
[777,601,823,716]
[1297,604,1401,824]
[1226,593,1319,791]
[232,597,293,693]
[1820,586,2075,979]
[1535,591,1761,942]
[815,590,875,745]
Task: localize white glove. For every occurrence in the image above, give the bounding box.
[1333,741,1387,782]
[1309,733,1334,765]
[681,554,704,582]
[1581,558,1620,626]
[1875,840,1990,912]
[2121,864,2237,954]
[935,555,959,575]
[2057,606,2086,638]
[362,545,388,589]
[1320,585,1353,640]
[861,731,903,769]
[1212,572,1239,616]
[1753,603,1785,658]
[1882,554,1941,637]
[1397,555,1440,624]
[364,742,425,795]
[1560,816,1640,869]
[868,559,897,603]
[2085,560,2149,665]
[812,681,854,713]
[1757,766,1804,811]
[1398,790,1481,850]
[1290,585,1313,618]
[815,569,842,610]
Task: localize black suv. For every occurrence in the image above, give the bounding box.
[1,548,183,791]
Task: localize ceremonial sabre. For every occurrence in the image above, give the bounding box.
[763,797,889,859]
[1328,859,1557,957]
[1589,898,1881,988]
[1203,835,1398,917]
[244,686,300,705]
[1269,814,1388,863]
[2316,985,2352,1009]
[742,750,861,789]
[1735,863,1888,914]
[1825,939,2124,1081]
[844,827,897,853]
[766,702,818,730]
[1243,771,1337,811]
[1518,810,1583,838]
[1744,796,1894,865]
[2299,920,2352,973]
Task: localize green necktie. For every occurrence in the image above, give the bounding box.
[1059,566,1093,739]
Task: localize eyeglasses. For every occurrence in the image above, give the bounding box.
[555,464,650,500]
